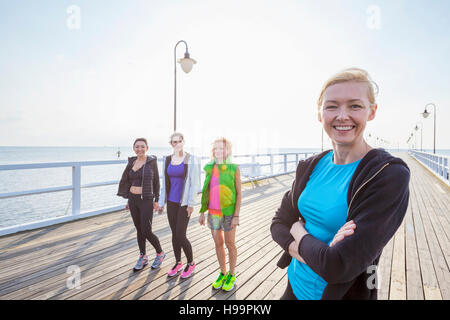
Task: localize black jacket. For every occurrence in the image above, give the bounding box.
[270,148,410,300]
[117,155,160,202]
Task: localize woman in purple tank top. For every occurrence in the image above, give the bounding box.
[158,132,197,279]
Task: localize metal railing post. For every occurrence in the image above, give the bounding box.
[445,158,449,182]
[270,154,274,175]
[284,154,287,173]
[72,164,81,216]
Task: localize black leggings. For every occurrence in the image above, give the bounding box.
[128,193,162,255]
[167,200,193,263]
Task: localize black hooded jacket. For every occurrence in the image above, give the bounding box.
[117,155,160,202]
[270,148,410,299]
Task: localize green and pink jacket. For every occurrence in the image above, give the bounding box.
[200,158,238,217]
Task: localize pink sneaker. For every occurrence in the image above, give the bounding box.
[168,262,183,277]
[181,263,196,279]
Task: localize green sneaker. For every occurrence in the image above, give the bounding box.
[222,272,236,291]
[212,272,226,289]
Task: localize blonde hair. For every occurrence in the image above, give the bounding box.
[317,67,379,108]
[169,132,184,143]
[211,137,232,160]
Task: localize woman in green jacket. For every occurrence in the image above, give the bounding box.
[199,137,242,292]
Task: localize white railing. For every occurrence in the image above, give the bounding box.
[408,150,449,186]
[0,152,316,237]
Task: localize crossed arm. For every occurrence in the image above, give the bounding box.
[288,220,356,263]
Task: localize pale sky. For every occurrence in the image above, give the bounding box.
[0,0,449,153]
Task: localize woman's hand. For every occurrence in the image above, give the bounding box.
[231,216,240,229]
[288,240,305,263]
[330,220,356,247]
[153,202,160,212]
[125,203,130,211]
[187,207,194,217]
[290,220,308,244]
[199,213,205,226]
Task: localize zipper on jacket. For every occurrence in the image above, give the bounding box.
[346,162,390,217]
[179,153,190,205]
[141,157,146,200]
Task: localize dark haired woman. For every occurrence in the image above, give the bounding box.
[117,138,165,271]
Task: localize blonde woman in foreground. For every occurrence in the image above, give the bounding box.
[271,68,410,300]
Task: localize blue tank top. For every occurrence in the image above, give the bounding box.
[287,151,361,300]
[167,161,185,203]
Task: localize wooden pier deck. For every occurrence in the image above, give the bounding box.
[0,152,448,300]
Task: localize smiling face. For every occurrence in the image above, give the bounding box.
[319,81,377,147]
[213,141,227,162]
[133,140,148,157]
[170,134,184,152]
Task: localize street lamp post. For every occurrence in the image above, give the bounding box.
[407,133,413,150]
[422,103,436,154]
[414,122,423,152]
[174,40,197,132]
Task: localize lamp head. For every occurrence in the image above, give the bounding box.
[178,52,197,73]
[422,109,430,119]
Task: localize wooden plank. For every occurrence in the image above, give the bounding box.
[0,176,292,299]
[57,207,272,300]
[104,209,275,300]
[409,170,442,300]
[3,195,267,299]
[378,236,394,300]
[264,273,288,300]
[389,220,406,299]
[149,220,276,301]
[413,159,450,270]
[404,199,424,300]
[151,226,276,301]
[0,209,126,247]
[145,197,283,301]
[0,208,188,297]
[14,221,212,300]
[0,210,130,253]
[407,154,450,233]
[190,240,279,300]
[223,247,284,300]
[0,208,168,269]
[246,258,286,300]
[62,191,285,300]
[413,166,450,300]
[208,241,280,300]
